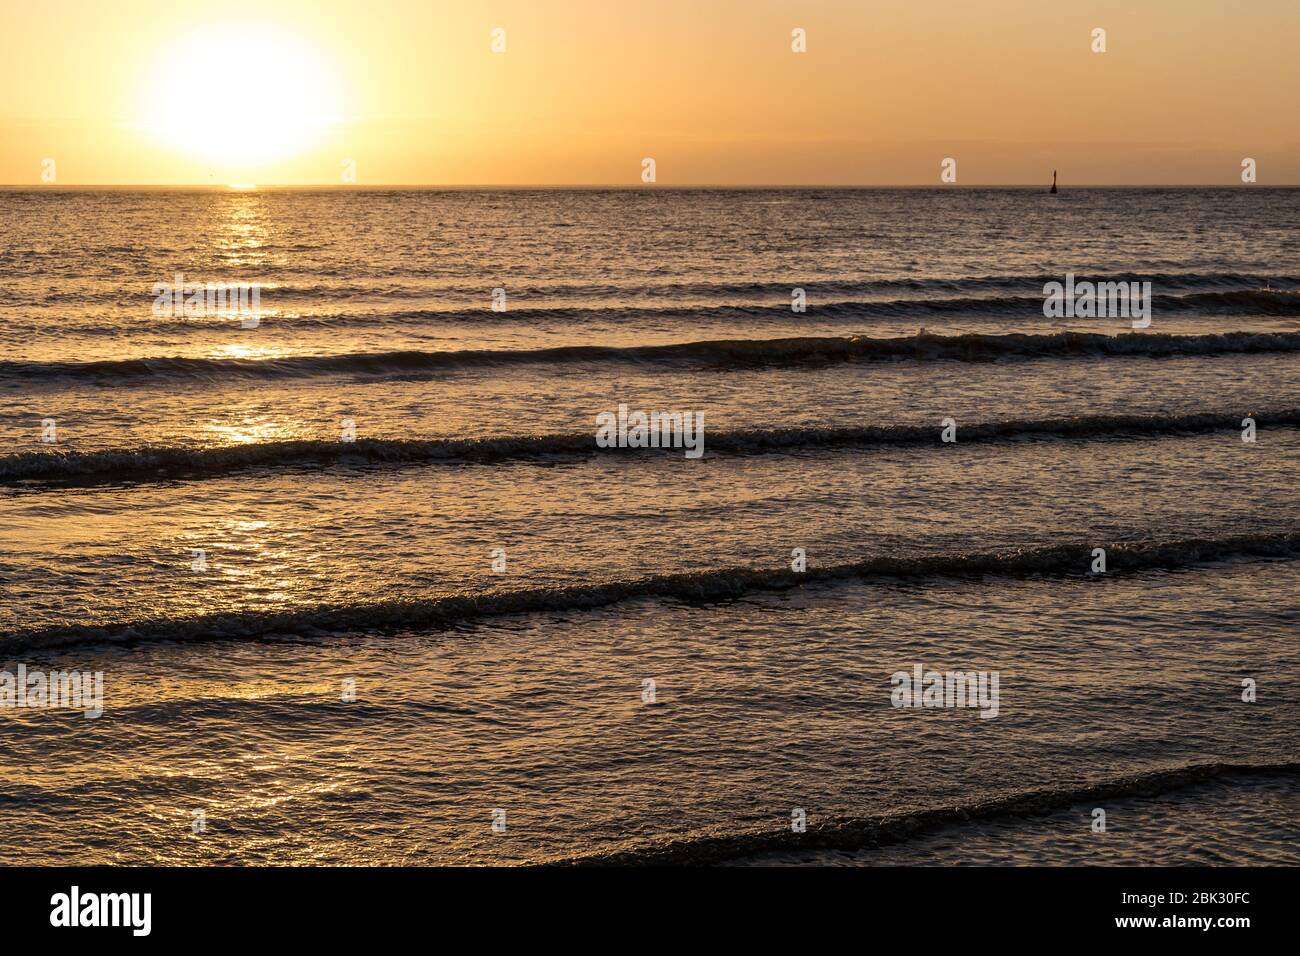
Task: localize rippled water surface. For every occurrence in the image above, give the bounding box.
[1,188,1296,864]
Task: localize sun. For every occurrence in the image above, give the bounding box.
[136,23,342,168]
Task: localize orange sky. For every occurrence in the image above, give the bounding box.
[3,0,1297,185]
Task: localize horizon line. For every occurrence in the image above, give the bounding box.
[3,183,1295,190]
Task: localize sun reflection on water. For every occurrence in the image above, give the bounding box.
[215,192,272,268]
[204,419,293,444]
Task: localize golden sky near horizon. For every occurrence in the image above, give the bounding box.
[2,0,1297,185]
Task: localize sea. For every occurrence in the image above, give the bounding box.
[1,186,1297,864]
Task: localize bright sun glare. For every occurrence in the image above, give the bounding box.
[137,24,341,168]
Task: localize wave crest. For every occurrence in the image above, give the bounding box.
[4,532,1297,654]
[547,761,1300,866]
[4,409,1295,485]
[7,330,1300,382]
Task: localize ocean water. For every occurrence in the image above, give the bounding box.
[1,187,1297,865]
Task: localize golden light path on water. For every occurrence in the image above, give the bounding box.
[2,188,1297,865]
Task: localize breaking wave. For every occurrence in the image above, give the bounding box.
[29,288,1300,339]
[7,330,1300,382]
[12,271,1298,307]
[4,532,1297,654]
[3,409,1295,485]
[546,761,1300,866]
